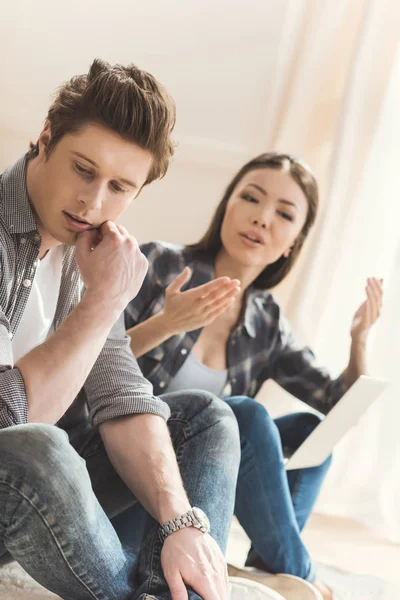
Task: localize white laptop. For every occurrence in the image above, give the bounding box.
[285,375,389,471]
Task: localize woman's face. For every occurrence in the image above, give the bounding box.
[220,167,309,270]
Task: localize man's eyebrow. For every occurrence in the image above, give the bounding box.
[72,151,99,168]
[72,152,138,188]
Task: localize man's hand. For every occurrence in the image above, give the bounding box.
[161,528,229,600]
[76,222,148,315]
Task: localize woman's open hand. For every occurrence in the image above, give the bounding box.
[350,277,383,343]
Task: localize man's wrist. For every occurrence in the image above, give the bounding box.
[159,507,211,542]
[157,496,192,524]
[80,291,123,329]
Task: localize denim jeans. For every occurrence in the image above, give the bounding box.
[225,396,332,583]
[0,390,240,600]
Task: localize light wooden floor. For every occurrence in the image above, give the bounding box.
[227,513,400,587]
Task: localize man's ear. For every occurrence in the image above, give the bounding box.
[37,121,52,158]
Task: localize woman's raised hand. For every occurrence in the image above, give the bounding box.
[162,267,241,335]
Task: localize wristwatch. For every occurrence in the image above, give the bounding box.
[158,507,210,542]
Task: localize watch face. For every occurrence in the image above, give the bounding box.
[192,507,210,531]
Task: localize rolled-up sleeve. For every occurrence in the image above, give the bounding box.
[84,313,170,427]
[270,314,348,415]
[0,317,28,429]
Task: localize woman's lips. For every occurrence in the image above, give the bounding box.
[239,233,263,248]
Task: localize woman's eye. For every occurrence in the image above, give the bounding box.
[278,211,294,222]
[241,193,258,203]
[74,163,92,177]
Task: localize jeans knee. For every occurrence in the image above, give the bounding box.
[0,424,84,489]
[226,396,278,444]
[165,389,240,457]
[293,412,323,436]
[201,393,241,462]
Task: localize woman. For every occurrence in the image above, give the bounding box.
[125,153,383,600]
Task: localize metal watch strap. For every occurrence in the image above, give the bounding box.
[158,508,209,542]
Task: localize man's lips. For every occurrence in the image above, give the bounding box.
[63,211,94,232]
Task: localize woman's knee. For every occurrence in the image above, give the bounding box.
[292,412,323,437]
[226,396,279,444]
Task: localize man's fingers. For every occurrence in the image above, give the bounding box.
[76,229,99,254]
[100,220,123,239]
[165,571,188,600]
[167,267,192,294]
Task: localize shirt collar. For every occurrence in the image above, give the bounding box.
[1,154,38,235]
[242,288,258,338]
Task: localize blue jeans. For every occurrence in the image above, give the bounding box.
[0,391,240,600]
[225,396,332,583]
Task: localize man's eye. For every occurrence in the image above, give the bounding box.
[74,163,92,177]
[110,181,127,193]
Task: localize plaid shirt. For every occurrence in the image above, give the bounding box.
[125,241,348,414]
[0,156,170,430]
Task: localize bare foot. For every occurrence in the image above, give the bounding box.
[314,579,333,600]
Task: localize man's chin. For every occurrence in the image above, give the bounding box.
[49,228,79,247]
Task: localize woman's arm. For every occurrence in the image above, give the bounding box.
[271,277,383,414]
[343,277,383,387]
[127,267,240,358]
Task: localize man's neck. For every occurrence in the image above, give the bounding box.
[26,156,62,259]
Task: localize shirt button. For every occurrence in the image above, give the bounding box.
[33,233,41,242]
[159,382,165,388]
[20,237,27,244]
[181,349,188,355]
[232,378,236,383]
[23,279,32,288]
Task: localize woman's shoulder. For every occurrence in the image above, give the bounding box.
[139,240,192,279]
[139,240,185,258]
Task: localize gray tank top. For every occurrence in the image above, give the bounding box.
[164,351,228,398]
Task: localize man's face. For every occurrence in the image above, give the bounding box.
[29,122,153,246]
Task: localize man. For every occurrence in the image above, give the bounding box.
[0,58,241,600]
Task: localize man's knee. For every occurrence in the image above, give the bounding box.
[165,389,240,456]
[0,424,85,488]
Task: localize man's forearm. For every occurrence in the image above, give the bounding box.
[127,311,173,358]
[17,292,121,424]
[100,413,191,523]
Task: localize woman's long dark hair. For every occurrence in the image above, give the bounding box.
[188,153,319,289]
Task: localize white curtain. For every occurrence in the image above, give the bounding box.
[309,48,400,542]
[256,0,400,540]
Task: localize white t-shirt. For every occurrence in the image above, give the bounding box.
[12,246,64,363]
